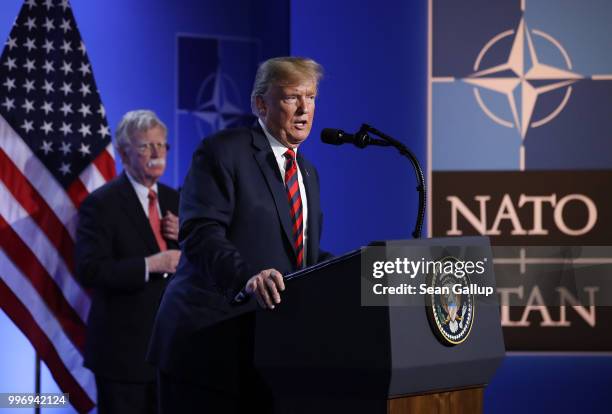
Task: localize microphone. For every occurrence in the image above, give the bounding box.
[321,123,426,239]
[321,128,390,148]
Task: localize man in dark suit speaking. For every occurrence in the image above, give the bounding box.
[148,57,332,413]
[76,110,181,414]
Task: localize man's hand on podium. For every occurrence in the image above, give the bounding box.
[244,269,285,309]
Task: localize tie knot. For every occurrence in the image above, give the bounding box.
[284,148,296,161]
[148,189,157,201]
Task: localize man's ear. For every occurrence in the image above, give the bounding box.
[117,145,128,164]
[255,95,266,117]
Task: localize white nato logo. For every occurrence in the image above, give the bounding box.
[192,66,251,138]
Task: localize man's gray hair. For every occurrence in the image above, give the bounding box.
[115,109,167,149]
[250,56,324,116]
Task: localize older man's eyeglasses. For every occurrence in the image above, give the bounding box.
[133,142,170,155]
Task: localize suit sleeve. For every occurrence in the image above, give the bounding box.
[75,193,147,292]
[179,139,254,300]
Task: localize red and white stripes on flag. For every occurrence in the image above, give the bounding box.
[0,1,116,412]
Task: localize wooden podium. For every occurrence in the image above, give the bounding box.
[387,387,483,413]
[252,238,505,414]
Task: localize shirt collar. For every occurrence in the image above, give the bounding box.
[258,118,299,160]
[125,170,158,199]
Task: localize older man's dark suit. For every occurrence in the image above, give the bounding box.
[147,124,331,409]
[75,173,179,409]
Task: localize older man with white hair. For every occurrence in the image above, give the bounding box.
[76,110,180,414]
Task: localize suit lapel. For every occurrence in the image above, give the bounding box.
[251,126,297,261]
[298,154,319,266]
[158,184,179,250]
[157,184,172,216]
[117,173,160,254]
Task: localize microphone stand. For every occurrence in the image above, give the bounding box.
[356,124,426,239]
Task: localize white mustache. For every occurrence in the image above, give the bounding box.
[147,159,166,168]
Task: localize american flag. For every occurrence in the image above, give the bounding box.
[0,0,115,412]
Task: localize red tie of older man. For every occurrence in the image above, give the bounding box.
[148,189,167,251]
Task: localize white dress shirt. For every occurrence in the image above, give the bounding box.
[125,171,161,282]
[125,170,161,219]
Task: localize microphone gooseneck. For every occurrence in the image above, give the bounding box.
[320,124,426,239]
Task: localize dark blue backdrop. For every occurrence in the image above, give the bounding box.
[292,0,427,255]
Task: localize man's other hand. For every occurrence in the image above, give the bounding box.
[161,211,179,241]
[146,250,181,274]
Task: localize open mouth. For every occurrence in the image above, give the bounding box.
[294,120,308,130]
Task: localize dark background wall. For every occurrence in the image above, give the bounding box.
[0,1,610,413]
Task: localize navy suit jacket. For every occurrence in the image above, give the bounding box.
[147,124,331,391]
[75,172,179,382]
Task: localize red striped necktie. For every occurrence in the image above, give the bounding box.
[148,189,167,251]
[284,149,304,268]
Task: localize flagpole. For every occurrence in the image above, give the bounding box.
[35,353,41,414]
